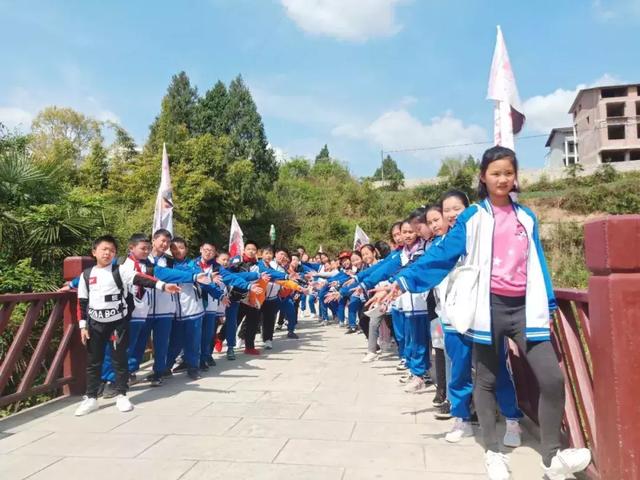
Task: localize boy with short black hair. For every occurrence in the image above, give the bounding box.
[75,235,180,416]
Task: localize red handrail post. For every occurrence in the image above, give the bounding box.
[62,256,94,396]
[584,215,640,480]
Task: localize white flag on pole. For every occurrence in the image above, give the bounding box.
[228,214,244,258]
[487,25,525,150]
[152,143,173,235]
[353,225,370,251]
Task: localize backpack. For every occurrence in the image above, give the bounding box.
[82,264,135,321]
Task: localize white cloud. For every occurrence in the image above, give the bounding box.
[331,122,364,139]
[280,0,407,42]
[522,73,623,133]
[0,106,33,131]
[363,109,488,162]
[268,144,288,163]
[0,87,122,136]
[592,0,640,20]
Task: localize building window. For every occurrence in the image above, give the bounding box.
[601,87,628,98]
[637,124,640,139]
[564,156,577,166]
[630,150,640,161]
[606,102,625,117]
[602,151,626,163]
[608,125,626,140]
[567,141,576,154]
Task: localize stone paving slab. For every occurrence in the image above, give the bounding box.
[0,315,545,479]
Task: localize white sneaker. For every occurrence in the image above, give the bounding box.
[74,396,98,416]
[445,418,474,443]
[398,373,412,384]
[116,394,134,412]
[503,419,522,448]
[237,339,245,349]
[396,360,408,371]
[361,352,378,363]
[264,340,273,350]
[403,376,425,393]
[542,448,591,480]
[485,450,510,480]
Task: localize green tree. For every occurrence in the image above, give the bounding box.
[314,144,331,165]
[224,75,277,182]
[30,106,101,172]
[371,154,404,190]
[147,71,198,153]
[437,155,478,178]
[79,138,109,190]
[194,80,229,137]
[279,156,311,179]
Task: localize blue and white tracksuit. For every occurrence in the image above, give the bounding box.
[133,254,206,376]
[395,200,556,344]
[430,234,523,421]
[359,246,429,371]
[166,258,224,370]
[100,256,197,382]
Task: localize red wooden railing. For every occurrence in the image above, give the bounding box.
[0,292,77,408]
[509,288,598,478]
[0,257,91,410]
[509,215,640,480]
[1,218,639,478]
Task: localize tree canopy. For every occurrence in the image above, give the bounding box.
[371,154,405,190]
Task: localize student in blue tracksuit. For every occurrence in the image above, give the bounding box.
[358,223,405,365]
[193,242,225,369]
[379,147,591,480]
[166,238,225,380]
[131,229,218,386]
[425,200,523,444]
[76,233,207,395]
[196,250,259,361]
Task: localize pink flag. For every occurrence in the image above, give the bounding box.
[228,214,244,258]
[487,25,525,150]
[152,143,174,235]
[353,225,370,251]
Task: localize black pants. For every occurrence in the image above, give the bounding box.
[86,318,129,398]
[261,299,279,342]
[473,294,564,465]
[434,346,446,398]
[358,310,370,340]
[238,303,261,349]
[276,308,286,327]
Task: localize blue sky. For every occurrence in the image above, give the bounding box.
[1,0,639,178]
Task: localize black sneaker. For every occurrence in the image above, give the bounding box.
[161,369,173,378]
[432,391,446,408]
[187,368,201,380]
[147,373,163,387]
[276,324,283,331]
[434,400,452,420]
[287,331,299,339]
[206,357,216,367]
[172,362,188,373]
[345,327,357,334]
[102,382,118,399]
[422,373,434,386]
[199,360,210,371]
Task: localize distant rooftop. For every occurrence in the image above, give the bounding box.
[568,83,640,114]
[545,127,574,147]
